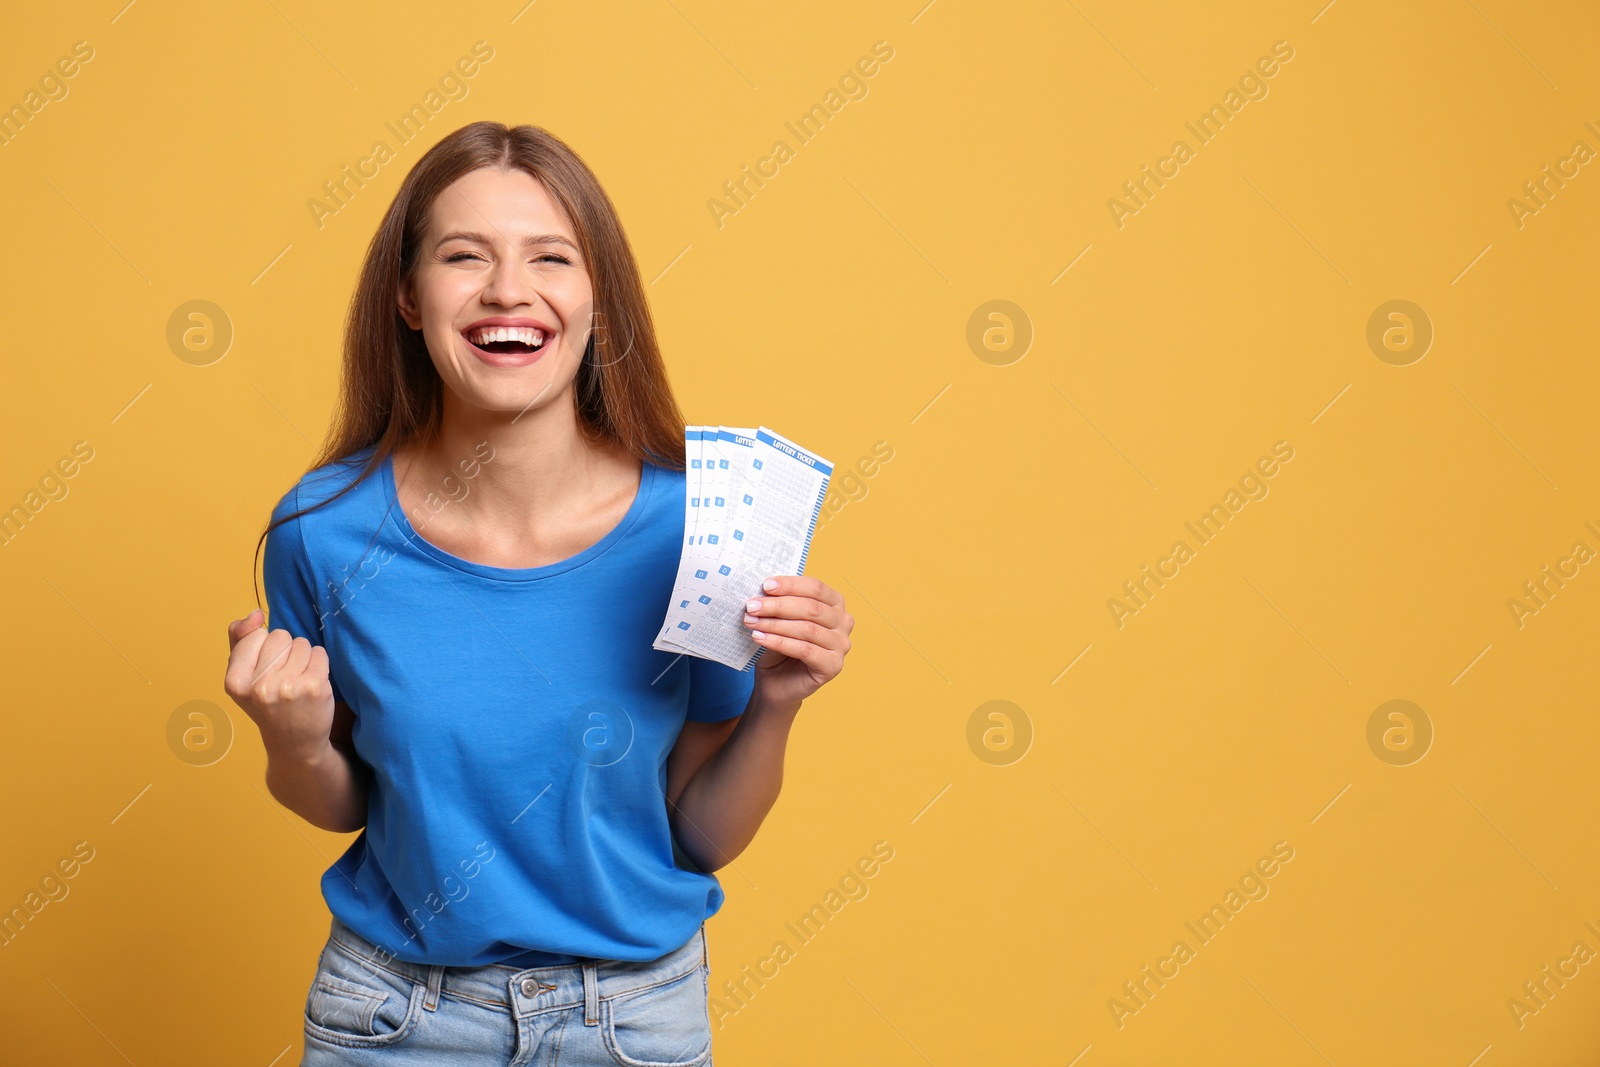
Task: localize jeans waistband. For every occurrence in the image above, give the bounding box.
[324,915,707,1020]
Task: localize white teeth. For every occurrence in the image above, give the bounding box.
[469,326,546,347]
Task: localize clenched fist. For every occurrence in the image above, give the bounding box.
[224,608,335,757]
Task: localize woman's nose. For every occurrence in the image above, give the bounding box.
[482,261,539,307]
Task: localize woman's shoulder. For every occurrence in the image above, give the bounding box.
[270,445,385,529]
[643,458,687,516]
[647,457,685,485]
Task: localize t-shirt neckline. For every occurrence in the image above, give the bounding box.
[379,448,656,582]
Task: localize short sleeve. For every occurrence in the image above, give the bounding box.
[262,487,346,705]
[684,655,756,722]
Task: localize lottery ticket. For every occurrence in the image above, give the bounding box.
[654,426,833,670]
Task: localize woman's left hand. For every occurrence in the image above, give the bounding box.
[743,575,853,711]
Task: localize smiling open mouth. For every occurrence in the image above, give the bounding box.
[466,325,547,355]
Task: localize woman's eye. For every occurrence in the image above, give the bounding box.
[444,252,569,264]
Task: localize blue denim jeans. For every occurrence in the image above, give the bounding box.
[301,916,714,1066]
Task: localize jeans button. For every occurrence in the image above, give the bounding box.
[520,977,539,996]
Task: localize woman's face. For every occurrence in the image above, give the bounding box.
[398,166,594,419]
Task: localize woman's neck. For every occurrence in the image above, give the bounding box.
[393,394,639,553]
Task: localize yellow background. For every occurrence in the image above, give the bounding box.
[2,0,1597,1063]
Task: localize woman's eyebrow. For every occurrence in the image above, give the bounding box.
[436,230,578,250]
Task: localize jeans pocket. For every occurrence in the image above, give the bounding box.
[601,964,713,1067]
[304,937,423,1049]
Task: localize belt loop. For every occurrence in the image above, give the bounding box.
[424,964,445,1011]
[582,961,599,1025]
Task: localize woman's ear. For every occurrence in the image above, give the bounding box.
[397,277,421,330]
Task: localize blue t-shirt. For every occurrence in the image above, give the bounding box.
[261,444,756,967]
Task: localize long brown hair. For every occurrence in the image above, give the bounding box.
[251,121,687,611]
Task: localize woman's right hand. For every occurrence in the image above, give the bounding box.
[224,608,336,755]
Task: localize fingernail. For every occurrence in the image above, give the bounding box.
[762,579,779,592]
[745,599,761,613]
[752,630,765,639]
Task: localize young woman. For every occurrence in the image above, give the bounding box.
[222,121,853,1065]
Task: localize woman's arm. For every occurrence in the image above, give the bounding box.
[226,610,371,834]
[665,692,799,873]
[264,699,371,834]
[666,575,852,872]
